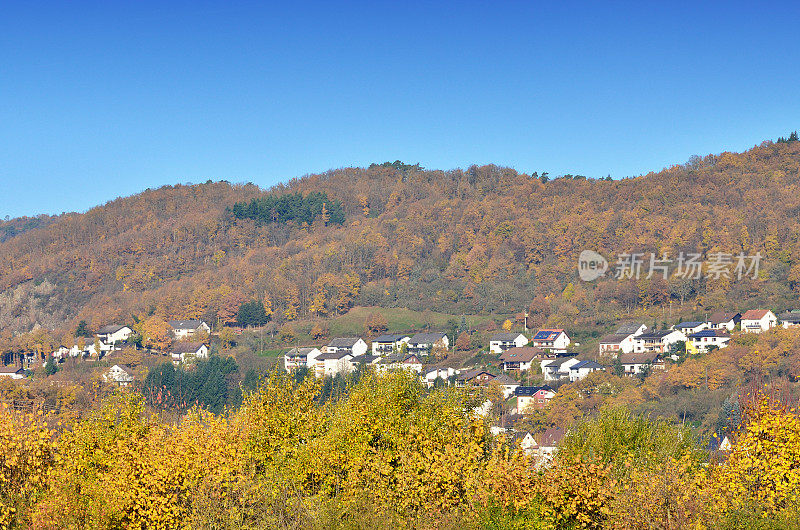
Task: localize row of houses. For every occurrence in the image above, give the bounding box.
[52,320,211,364]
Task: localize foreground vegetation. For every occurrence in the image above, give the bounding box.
[2,370,800,529]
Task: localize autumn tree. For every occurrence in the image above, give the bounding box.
[364,312,388,335]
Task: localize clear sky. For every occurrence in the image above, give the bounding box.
[2,1,800,218]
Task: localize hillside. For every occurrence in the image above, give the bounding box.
[1,140,800,341]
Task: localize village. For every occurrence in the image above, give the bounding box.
[2,307,796,464]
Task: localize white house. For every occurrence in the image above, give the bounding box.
[542,357,581,381]
[674,321,708,335]
[371,334,411,355]
[489,332,529,354]
[423,367,460,387]
[531,329,570,354]
[284,347,322,371]
[514,386,555,413]
[169,342,209,364]
[568,360,604,382]
[511,431,539,456]
[598,331,641,357]
[376,353,423,373]
[102,364,134,387]
[499,347,549,371]
[632,330,686,354]
[618,352,665,375]
[741,309,777,333]
[313,350,375,378]
[325,337,368,357]
[407,332,449,355]
[687,330,732,353]
[489,373,520,399]
[169,320,211,340]
[0,365,25,380]
[531,427,565,467]
[706,312,741,331]
[96,325,133,345]
[779,311,800,329]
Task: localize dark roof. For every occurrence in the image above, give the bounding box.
[537,427,565,448]
[514,385,553,397]
[169,320,206,330]
[408,332,447,345]
[352,354,380,364]
[373,334,410,343]
[170,342,206,354]
[316,351,350,360]
[707,312,741,324]
[490,332,526,341]
[779,312,800,323]
[543,357,576,369]
[676,321,704,328]
[635,330,674,340]
[599,333,630,345]
[457,369,495,381]
[689,329,731,339]
[615,322,645,335]
[97,324,128,334]
[381,352,421,363]
[619,352,660,365]
[499,346,546,363]
[327,337,363,348]
[0,365,24,374]
[571,360,603,370]
[490,374,519,385]
[533,329,565,341]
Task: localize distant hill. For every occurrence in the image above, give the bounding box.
[1,139,799,336]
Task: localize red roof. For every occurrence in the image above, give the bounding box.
[742,309,771,320]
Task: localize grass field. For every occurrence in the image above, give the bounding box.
[326,306,500,336]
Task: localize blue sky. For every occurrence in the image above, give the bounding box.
[2,1,800,218]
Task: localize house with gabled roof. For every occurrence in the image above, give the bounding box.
[499,346,549,371]
[456,369,496,386]
[284,347,322,371]
[0,365,25,380]
[96,325,133,345]
[324,337,368,357]
[599,334,634,357]
[531,329,570,353]
[706,312,741,331]
[514,386,555,413]
[489,373,520,398]
[674,321,708,335]
[568,360,604,382]
[371,333,411,355]
[632,330,686,354]
[686,329,731,354]
[618,352,665,375]
[169,320,211,340]
[779,310,800,329]
[376,352,423,373]
[542,357,581,381]
[407,332,449,355]
[102,364,134,387]
[169,342,209,364]
[489,332,529,354]
[741,309,777,333]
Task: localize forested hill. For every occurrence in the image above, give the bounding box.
[2,140,800,336]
